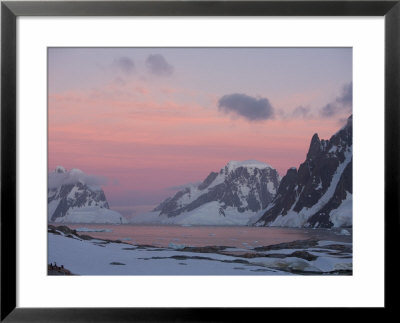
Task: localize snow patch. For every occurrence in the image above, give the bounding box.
[267,182,276,195]
[168,242,186,250]
[329,192,352,227]
[329,145,338,153]
[317,240,352,247]
[338,229,351,236]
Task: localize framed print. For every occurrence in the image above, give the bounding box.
[1,0,399,321]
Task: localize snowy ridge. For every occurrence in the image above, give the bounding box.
[139,160,280,225]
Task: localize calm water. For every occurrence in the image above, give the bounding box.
[67,224,352,248]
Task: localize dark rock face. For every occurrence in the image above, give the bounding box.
[198,172,219,190]
[155,162,280,218]
[152,197,173,212]
[256,115,352,228]
[48,169,110,222]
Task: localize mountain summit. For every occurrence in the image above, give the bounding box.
[147,160,280,225]
[255,115,352,228]
[48,167,127,224]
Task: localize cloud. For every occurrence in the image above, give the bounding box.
[291,105,312,119]
[320,103,337,117]
[336,82,352,106]
[113,77,126,86]
[320,82,352,117]
[276,106,313,120]
[218,93,274,121]
[48,167,108,189]
[114,57,135,74]
[145,54,174,76]
[337,117,349,126]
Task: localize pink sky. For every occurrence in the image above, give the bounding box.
[48,48,352,216]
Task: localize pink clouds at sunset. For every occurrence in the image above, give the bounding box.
[48,48,352,216]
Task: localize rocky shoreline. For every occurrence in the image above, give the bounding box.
[48,224,352,275]
[48,224,131,244]
[48,263,73,275]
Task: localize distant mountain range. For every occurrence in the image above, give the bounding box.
[48,166,127,224]
[48,116,352,227]
[139,160,281,225]
[132,115,352,227]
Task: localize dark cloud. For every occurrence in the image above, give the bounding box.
[114,57,135,74]
[218,93,274,122]
[320,82,352,117]
[320,103,338,117]
[145,54,174,76]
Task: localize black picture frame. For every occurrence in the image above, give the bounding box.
[1,0,399,321]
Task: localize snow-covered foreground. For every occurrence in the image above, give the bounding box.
[48,226,352,276]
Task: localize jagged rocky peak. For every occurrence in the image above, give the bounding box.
[224,160,273,173]
[55,165,66,173]
[154,160,281,222]
[307,134,325,159]
[330,114,352,148]
[256,115,352,228]
[280,167,298,188]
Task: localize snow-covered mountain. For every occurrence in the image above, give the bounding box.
[132,160,280,225]
[48,166,127,224]
[255,115,352,228]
